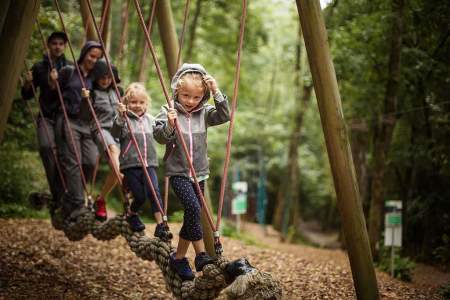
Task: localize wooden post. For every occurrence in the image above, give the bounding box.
[79,0,97,41]
[0,0,40,143]
[295,1,379,299]
[155,0,180,78]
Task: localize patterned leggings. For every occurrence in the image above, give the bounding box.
[170,176,205,241]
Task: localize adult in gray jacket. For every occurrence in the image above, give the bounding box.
[50,41,103,219]
[153,63,230,281]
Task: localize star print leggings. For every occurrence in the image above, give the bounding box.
[170,176,205,241]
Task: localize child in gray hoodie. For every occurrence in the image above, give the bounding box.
[82,59,122,221]
[154,63,230,281]
[112,83,170,238]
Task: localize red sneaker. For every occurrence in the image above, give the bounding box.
[94,196,107,221]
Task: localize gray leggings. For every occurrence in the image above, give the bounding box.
[57,116,98,213]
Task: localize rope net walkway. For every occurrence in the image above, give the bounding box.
[31,194,282,300]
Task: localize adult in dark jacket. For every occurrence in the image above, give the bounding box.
[22,31,72,212]
[50,41,103,219]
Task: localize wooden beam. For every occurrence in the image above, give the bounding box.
[295,1,379,299]
[0,0,40,143]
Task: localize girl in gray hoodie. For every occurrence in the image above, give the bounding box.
[112,83,170,238]
[154,64,230,281]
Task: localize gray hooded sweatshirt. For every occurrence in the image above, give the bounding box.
[153,63,230,178]
[111,111,158,170]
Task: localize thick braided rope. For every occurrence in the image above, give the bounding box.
[49,208,281,299]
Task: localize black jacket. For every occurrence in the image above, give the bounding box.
[21,54,72,120]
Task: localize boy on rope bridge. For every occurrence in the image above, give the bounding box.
[154,63,230,281]
[80,59,123,222]
[49,41,103,220]
[22,31,72,215]
[112,83,171,239]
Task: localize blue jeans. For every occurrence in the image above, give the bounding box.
[123,166,163,214]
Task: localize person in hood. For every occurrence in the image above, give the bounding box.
[80,59,123,222]
[111,83,171,239]
[49,41,103,219]
[21,31,72,214]
[154,63,230,281]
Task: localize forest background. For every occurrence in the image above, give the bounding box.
[0,0,449,271]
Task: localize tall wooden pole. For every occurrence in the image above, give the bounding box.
[0,0,40,143]
[155,0,180,78]
[295,1,379,299]
[79,0,97,41]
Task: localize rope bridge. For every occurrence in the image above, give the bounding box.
[31,192,282,300]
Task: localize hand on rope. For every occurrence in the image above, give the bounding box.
[49,68,58,89]
[81,88,90,99]
[24,70,33,88]
[167,108,177,128]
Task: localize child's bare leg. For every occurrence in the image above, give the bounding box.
[99,145,121,198]
[175,237,191,259]
[192,239,206,255]
[153,212,163,224]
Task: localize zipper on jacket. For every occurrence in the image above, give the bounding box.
[138,117,148,167]
[188,114,193,177]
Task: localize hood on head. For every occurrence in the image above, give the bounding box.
[170,63,211,105]
[78,41,103,64]
[92,59,121,84]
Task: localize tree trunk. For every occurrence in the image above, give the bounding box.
[295,1,379,299]
[155,0,180,79]
[100,0,111,50]
[349,121,370,213]
[79,0,97,41]
[138,0,157,83]
[0,1,11,34]
[116,0,130,70]
[281,31,312,240]
[368,0,405,259]
[185,0,202,62]
[0,0,40,143]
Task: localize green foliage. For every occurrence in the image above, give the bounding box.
[221,220,265,247]
[438,282,450,300]
[170,210,185,223]
[376,246,415,282]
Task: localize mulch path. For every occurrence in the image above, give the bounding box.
[0,219,446,299]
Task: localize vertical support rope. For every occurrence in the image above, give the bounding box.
[216,0,248,234]
[36,20,90,196]
[133,0,217,235]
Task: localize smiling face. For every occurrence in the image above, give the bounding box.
[127,94,147,116]
[124,83,150,116]
[82,48,103,72]
[176,75,206,112]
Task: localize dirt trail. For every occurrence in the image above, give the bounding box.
[0,218,447,299]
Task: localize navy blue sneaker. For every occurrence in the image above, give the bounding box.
[194,252,215,272]
[154,223,173,241]
[169,253,195,281]
[126,213,145,232]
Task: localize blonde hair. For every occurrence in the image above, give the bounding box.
[123,82,151,105]
[176,73,207,95]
